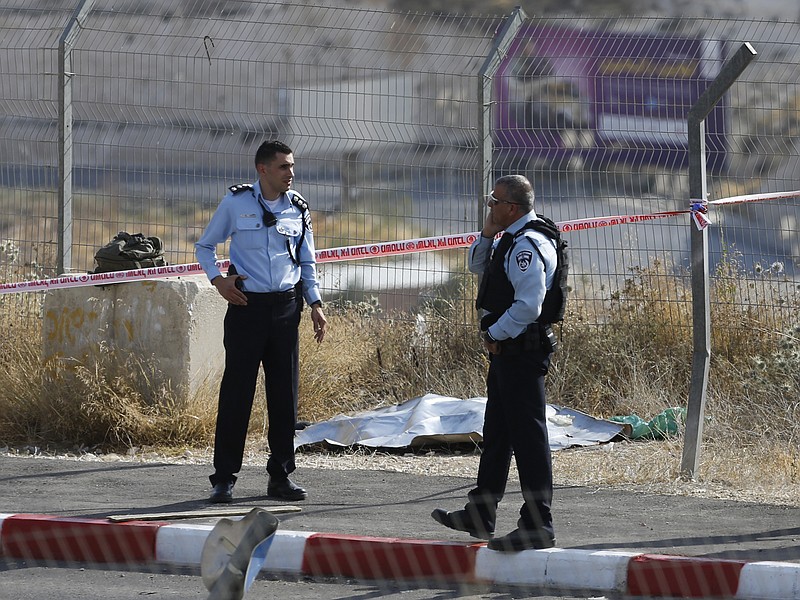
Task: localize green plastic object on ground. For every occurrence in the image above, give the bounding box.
[610,407,687,440]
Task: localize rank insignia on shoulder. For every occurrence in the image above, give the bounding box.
[289,192,313,232]
[229,183,254,195]
[289,191,309,212]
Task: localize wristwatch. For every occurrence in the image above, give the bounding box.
[483,330,497,344]
[310,300,323,309]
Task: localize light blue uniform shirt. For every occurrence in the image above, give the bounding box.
[195,180,323,306]
[468,210,557,341]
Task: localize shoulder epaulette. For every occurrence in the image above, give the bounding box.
[289,191,312,234]
[228,183,254,195]
[288,191,309,212]
[284,191,312,267]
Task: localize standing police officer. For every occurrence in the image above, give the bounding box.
[196,140,328,504]
[431,174,557,551]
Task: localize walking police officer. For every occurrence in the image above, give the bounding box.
[196,140,328,504]
[432,174,558,551]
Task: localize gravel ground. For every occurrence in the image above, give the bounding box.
[6,438,800,509]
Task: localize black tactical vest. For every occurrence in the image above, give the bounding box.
[475,220,555,321]
[475,232,515,316]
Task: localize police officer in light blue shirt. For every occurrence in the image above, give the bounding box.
[196,140,328,504]
[431,174,558,552]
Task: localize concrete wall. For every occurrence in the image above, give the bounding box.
[42,275,226,402]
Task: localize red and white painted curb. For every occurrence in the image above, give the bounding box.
[1,513,799,598]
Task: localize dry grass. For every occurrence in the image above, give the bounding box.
[9,340,218,449]
[298,286,487,421]
[299,439,800,506]
[0,249,798,502]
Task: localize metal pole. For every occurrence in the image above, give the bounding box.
[58,0,95,274]
[681,42,757,479]
[476,6,526,227]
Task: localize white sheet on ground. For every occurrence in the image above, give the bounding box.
[294,393,624,451]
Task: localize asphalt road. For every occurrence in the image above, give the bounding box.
[0,455,798,599]
[0,563,633,600]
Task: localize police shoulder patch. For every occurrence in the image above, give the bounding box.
[515,249,533,272]
[228,183,253,195]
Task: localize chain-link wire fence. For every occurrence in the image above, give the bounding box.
[2,0,799,457]
[1,1,798,321]
[2,1,800,597]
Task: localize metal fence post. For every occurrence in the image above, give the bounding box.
[681,42,758,479]
[57,0,94,274]
[477,7,526,224]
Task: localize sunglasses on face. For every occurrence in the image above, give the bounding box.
[485,192,520,208]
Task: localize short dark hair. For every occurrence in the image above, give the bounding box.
[255,140,293,166]
[495,174,534,211]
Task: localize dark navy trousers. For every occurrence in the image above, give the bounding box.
[469,346,554,534]
[210,294,301,486]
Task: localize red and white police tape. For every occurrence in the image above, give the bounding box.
[0,513,798,598]
[1,189,798,296]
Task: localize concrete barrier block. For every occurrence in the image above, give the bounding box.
[42,275,225,401]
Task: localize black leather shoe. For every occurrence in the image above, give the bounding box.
[209,481,234,504]
[487,527,555,552]
[267,478,307,501]
[431,508,494,540]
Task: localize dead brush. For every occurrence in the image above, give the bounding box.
[549,256,799,495]
[0,255,797,499]
[1,336,217,449]
[297,290,488,421]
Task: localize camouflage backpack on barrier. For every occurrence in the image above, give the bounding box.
[93,231,167,273]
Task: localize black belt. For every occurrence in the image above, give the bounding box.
[244,289,297,305]
[498,323,552,355]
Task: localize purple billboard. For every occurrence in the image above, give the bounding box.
[494,23,727,173]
